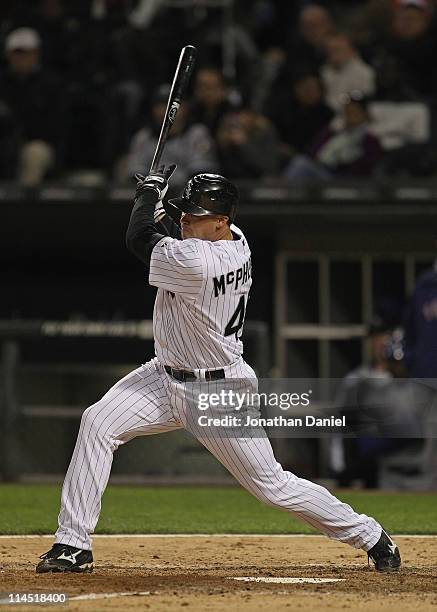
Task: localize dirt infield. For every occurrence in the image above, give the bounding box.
[1,536,436,611]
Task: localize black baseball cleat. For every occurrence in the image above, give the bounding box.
[367,529,401,572]
[36,543,93,573]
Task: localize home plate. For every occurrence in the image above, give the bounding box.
[230,577,345,584]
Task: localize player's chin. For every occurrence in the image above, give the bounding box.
[181,228,192,239]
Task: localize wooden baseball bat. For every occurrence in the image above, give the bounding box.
[149,45,197,173]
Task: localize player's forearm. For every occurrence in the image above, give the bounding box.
[157,213,181,239]
[126,191,165,265]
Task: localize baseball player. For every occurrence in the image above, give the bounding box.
[36,168,401,574]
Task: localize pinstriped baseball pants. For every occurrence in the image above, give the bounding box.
[55,357,381,551]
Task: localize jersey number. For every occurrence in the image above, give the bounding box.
[225,296,246,338]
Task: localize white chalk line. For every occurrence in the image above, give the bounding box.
[70,591,151,601]
[0,533,435,539]
[230,577,345,584]
[57,578,347,602]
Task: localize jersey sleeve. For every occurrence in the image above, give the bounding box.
[149,237,204,296]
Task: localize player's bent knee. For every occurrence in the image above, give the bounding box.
[241,486,284,509]
[245,470,297,509]
[258,491,285,509]
[80,402,114,438]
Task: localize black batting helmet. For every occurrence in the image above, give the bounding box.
[167,173,238,223]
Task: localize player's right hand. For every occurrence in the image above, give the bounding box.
[134,164,177,203]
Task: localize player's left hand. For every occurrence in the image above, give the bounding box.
[135,164,177,223]
[135,164,177,201]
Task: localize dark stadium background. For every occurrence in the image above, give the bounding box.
[1,0,437,490]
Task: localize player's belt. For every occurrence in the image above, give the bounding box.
[164,366,225,382]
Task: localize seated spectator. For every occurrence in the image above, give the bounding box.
[291,4,337,73]
[321,33,376,112]
[283,92,383,182]
[348,0,393,51]
[351,49,434,177]
[32,0,83,78]
[190,67,233,137]
[266,4,336,110]
[267,73,333,158]
[216,107,281,179]
[0,28,62,186]
[331,321,422,489]
[385,0,437,99]
[127,84,217,186]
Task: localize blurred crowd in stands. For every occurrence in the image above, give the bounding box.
[1,0,437,186]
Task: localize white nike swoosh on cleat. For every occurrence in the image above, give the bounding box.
[57,551,82,564]
[388,543,397,554]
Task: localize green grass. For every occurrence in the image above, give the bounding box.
[0,485,436,535]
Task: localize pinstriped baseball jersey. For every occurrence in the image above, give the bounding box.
[53,210,384,557]
[149,224,251,369]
